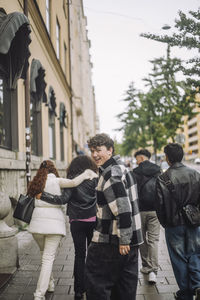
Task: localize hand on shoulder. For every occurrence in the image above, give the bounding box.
[84,169,98,180]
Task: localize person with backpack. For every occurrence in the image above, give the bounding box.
[133,149,161,284]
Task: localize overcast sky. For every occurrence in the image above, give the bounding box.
[82,0,199,142]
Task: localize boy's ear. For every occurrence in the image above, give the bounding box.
[108,147,113,155]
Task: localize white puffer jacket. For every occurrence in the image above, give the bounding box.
[28,173,69,236]
[28,170,97,236]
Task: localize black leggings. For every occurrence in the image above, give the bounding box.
[70,221,96,294]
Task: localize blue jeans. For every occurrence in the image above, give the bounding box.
[85,242,139,300]
[165,225,200,300]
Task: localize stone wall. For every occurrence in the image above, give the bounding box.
[0,148,68,200]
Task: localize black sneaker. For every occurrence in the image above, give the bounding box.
[195,288,200,300]
[74,292,84,300]
[174,291,183,300]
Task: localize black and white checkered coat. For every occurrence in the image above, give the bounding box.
[92,155,143,246]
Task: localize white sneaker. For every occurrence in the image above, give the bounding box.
[34,291,45,300]
[148,272,157,284]
[140,267,149,274]
[47,278,55,292]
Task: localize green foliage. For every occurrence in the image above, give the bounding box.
[141,8,200,89]
[117,50,196,156]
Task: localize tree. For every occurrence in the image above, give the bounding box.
[117,82,150,155]
[117,49,196,159]
[141,8,200,89]
[117,82,167,159]
[144,46,196,141]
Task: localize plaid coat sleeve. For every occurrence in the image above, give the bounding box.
[103,165,140,245]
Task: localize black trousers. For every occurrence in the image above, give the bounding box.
[70,221,95,294]
[85,242,139,300]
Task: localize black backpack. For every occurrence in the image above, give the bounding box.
[138,174,159,210]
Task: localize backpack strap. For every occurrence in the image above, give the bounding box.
[161,172,182,209]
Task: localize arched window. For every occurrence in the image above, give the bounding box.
[30,59,47,156]
[0,77,18,150]
[0,9,31,150]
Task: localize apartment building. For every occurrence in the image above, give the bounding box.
[183,96,200,161]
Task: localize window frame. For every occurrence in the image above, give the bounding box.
[0,77,18,151]
[56,17,60,60]
[46,0,51,34]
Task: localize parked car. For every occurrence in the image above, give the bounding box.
[194,158,200,164]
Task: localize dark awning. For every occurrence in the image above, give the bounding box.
[0,8,31,89]
[48,86,57,116]
[30,59,47,103]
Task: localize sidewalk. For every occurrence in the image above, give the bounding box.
[0,223,178,300]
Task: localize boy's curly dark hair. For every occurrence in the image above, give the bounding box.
[134,149,151,159]
[87,133,114,153]
[66,155,98,179]
[27,160,59,197]
[164,143,183,164]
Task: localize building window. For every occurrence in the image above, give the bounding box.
[30,101,42,156]
[49,112,56,159]
[46,0,50,34]
[60,124,64,161]
[0,77,18,150]
[64,42,67,75]
[188,122,197,129]
[56,18,60,59]
[48,87,57,159]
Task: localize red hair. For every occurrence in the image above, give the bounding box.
[27,160,59,197]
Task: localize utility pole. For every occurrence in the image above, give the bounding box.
[24,0,31,187]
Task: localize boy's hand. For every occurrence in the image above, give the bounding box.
[119,245,130,255]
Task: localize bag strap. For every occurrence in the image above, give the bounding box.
[161,172,182,209]
[139,175,154,191]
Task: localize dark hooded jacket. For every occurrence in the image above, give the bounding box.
[132,160,161,211]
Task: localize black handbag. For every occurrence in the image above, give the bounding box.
[13,194,35,224]
[162,172,200,227]
[182,204,200,227]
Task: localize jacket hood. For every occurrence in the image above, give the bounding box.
[133,160,160,177]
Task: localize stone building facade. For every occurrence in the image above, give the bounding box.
[0,0,98,199]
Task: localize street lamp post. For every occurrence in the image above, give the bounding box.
[162,24,171,59]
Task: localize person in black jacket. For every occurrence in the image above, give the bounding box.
[156,143,200,300]
[133,149,161,284]
[41,155,98,300]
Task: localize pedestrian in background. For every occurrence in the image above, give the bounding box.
[27,160,97,300]
[85,133,143,300]
[156,143,200,300]
[133,149,161,284]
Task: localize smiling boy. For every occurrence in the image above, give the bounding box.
[85,133,143,300]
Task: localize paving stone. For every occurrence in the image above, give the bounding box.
[166,276,177,285]
[137,284,158,294]
[0,227,179,299]
[156,284,178,294]
[0,293,23,300]
[144,294,174,300]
